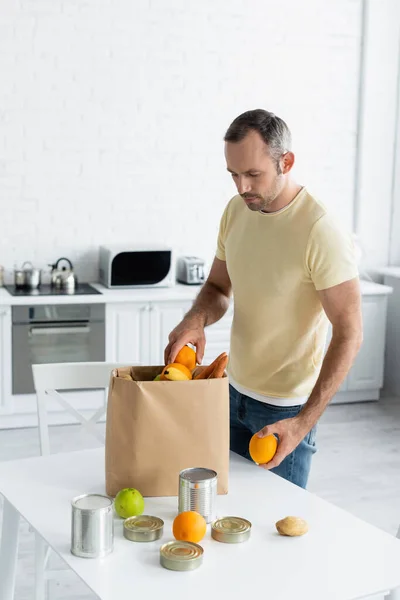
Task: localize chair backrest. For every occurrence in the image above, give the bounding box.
[32,361,128,456]
[32,361,123,392]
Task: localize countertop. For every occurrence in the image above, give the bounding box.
[0,282,202,306]
[0,279,393,307]
[378,266,400,279]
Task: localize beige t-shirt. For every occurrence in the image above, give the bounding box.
[216,187,359,399]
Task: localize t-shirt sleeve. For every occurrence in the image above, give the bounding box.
[305,214,359,291]
[215,204,229,261]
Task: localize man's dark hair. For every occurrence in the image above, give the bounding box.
[224,109,292,163]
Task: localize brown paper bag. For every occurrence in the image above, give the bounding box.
[105,365,229,497]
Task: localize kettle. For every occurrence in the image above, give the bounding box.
[49,257,78,291]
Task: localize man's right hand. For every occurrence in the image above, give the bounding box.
[164,316,206,366]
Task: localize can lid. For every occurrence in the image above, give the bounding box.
[160,540,203,562]
[124,515,164,533]
[72,494,113,511]
[180,467,217,482]
[212,516,252,536]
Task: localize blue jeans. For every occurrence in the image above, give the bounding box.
[229,384,317,489]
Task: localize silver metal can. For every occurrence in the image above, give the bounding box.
[160,540,203,571]
[123,515,164,542]
[71,493,114,558]
[211,516,252,543]
[178,467,217,523]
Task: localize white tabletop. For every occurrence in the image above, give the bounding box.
[1,449,399,600]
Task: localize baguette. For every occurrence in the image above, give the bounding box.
[208,353,229,379]
[193,352,227,380]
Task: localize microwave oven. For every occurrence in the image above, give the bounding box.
[99,245,175,288]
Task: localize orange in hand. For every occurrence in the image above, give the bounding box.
[173,510,207,543]
[249,433,278,465]
[175,345,197,371]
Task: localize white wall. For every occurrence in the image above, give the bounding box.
[0,0,362,282]
[354,0,400,272]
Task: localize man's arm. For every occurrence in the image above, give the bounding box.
[164,257,232,364]
[297,277,363,427]
[258,277,363,469]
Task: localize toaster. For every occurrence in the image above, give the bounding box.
[176,256,206,285]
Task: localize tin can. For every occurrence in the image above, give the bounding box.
[160,540,203,571]
[211,516,252,543]
[71,493,114,558]
[178,467,217,523]
[123,515,164,542]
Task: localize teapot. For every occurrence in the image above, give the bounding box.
[49,257,78,291]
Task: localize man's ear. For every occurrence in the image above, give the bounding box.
[281,152,295,174]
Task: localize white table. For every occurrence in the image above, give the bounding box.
[1,449,400,600]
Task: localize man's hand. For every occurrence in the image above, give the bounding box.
[164,317,206,365]
[255,416,311,470]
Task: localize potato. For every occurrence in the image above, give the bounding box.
[275,516,309,537]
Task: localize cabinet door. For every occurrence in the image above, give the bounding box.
[0,307,11,411]
[106,303,151,365]
[203,306,233,365]
[149,301,192,365]
[347,296,387,391]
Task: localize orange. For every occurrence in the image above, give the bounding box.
[172,510,207,543]
[160,363,192,381]
[175,345,196,371]
[249,433,278,465]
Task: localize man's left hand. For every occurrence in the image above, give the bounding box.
[256,416,311,470]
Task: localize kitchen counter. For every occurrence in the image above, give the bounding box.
[0,282,203,306]
[0,279,393,306]
[377,266,400,278]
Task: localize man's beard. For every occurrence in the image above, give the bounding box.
[242,175,284,212]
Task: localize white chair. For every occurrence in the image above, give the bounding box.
[31,361,129,600]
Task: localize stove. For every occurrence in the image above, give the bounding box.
[4,283,102,297]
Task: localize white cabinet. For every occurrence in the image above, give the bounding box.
[0,307,11,413]
[106,303,151,365]
[149,301,192,364]
[106,300,192,366]
[346,296,386,391]
[326,293,389,403]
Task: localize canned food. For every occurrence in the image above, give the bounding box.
[160,540,203,571]
[123,515,164,542]
[71,493,114,558]
[211,516,252,543]
[178,467,217,523]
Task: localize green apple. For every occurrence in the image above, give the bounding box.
[114,487,145,519]
[153,374,161,381]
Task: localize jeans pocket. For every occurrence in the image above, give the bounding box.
[306,425,317,447]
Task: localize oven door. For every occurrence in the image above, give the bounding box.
[12,311,105,395]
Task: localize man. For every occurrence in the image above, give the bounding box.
[165,109,362,489]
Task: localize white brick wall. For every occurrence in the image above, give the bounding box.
[0,0,361,283]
